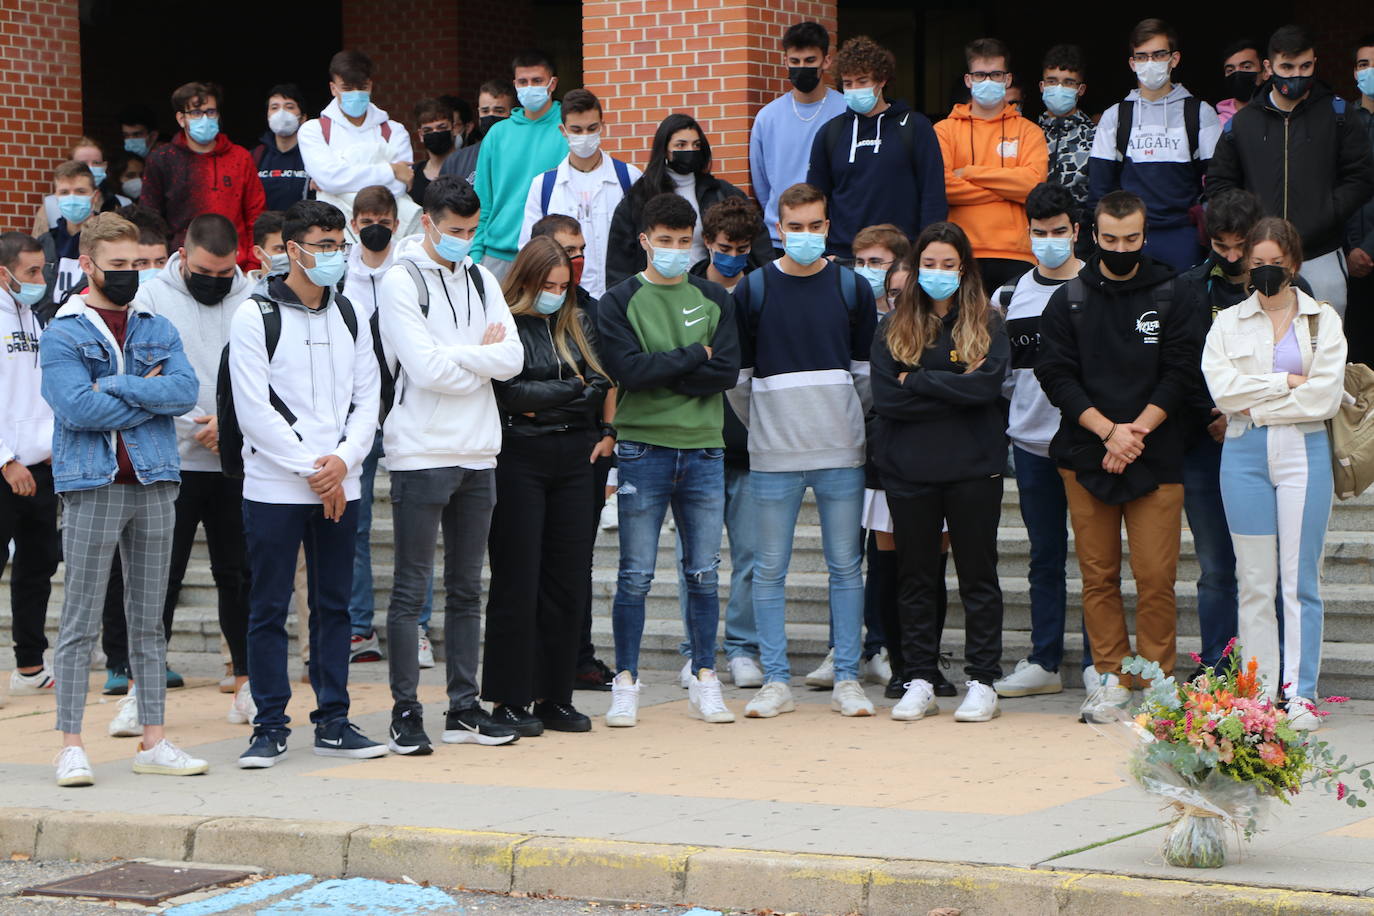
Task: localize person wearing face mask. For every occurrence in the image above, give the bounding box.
[441,80,517,186]
[1038,45,1095,209]
[1208,25,1374,320]
[40,161,102,308]
[471,50,569,281]
[132,215,255,728]
[33,139,124,239]
[253,84,311,212]
[247,211,288,289]
[1202,217,1345,730]
[1035,190,1199,725]
[935,38,1050,295]
[140,82,266,272]
[107,153,146,210]
[1346,36,1374,366]
[119,105,161,160]
[1217,39,1264,129]
[807,35,946,258]
[518,90,642,299]
[409,98,462,208]
[750,22,847,255]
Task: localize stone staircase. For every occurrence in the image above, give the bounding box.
[6,472,1374,697]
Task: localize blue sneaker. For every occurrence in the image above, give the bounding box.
[165,666,185,689]
[238,731,289,769]
[314,719,389,759]
[102,666,130,696]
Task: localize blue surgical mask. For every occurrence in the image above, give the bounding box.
[784,231,826,267]
[298,248,346,288]
[5,275,45,307]
[124,137,149,157]
[89,166,107,186]
[648,245,692,280]
[340,90,371,118]
[58,194,92,225]
[844,87,878,114]
[517,84,550,112]
[139,267,162,286]
[188,116,219,144]
[427,225,472,264]
[535,290,566,314]
[1041,85,1078,116]
[856,265,889,297]
[1031,237,1073,269]
[1358,68,1374,98]
[971,79,1007,107]
[711,249,749,278]
[917,268,961,301]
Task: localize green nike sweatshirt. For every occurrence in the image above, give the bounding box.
[470,102,566,264]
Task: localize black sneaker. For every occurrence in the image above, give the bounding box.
[932,671,958,697]
[165,666,186,689]
[443,706,519,746]
[314,719,389,759]
[533,700,592,733]
[238,730,288,769]
[573,658,614,692]
[490,704,544,737]
[884,675,905,700]
[388,708,433,756]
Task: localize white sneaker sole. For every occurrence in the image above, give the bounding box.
[418,657,436,670]
[133,761,209,776]
[689,703,736,723]
[9,681,55,696]
[314,745,390,758]
[891,702,939,722]
[994,680,1064,698]
[238,753,286,769]
[804,674,835,688]
[56,772,94,787]
[109,724,141,738]
[387,739,434,755]
[441,730,518,746]
[954,706,1002,723]
[227,708,254,725]
[604,714,637,727]
[744,698,796,718]
[732,674,764,689]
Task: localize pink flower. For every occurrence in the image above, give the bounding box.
[1190,651,1203,665]
[1222,637,1237,658]
[1338,783,1348,801]
[1326,696,1351,704]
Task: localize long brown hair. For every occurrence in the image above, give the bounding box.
[884,222,990,366]
[502,235,606,378]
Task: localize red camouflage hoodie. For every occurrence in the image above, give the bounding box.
[139,132,265,271]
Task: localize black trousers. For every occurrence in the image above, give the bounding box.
[577,452,614,668]
[889,476,1005,685]
[1,462,61,669]
[978,258,1032,297]
[868,532,948,681]
[482,432,597,707]
[1345,270,1374,367]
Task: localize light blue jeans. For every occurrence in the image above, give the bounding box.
[677,465,760,661]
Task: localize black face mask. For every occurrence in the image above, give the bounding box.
[359,224,393,253]
[1250,264,1289,297]
[96,268,139,306]
[789,66,821,94]
[477,114,504,138]
[1223,70,1258,102]
[1271,74,1314,101]
[1097,245,1143,277]
[666,149,706,175]
[1210,248,1247,278]
[186,270,233,305]
[422,130,455,156]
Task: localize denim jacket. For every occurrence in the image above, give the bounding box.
[39,294,199,492]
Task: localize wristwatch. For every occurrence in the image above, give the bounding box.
[599,423,617,441]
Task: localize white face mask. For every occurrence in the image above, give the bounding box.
[567,131,601,159]
[268,109,301,137]
[1134,59,1171,91]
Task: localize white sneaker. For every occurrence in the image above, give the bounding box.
[804,649,836,688]
[89,646,107,670]
[728,656,765,689]
[1286,697,1321,732]
[891,679,939,721]
[744,682,796,718]
[109,687,141,738]
[689,669,735,723]
[599,496,619,531]
[994,659,1063,698]
[417,626,435,669]
[9,667,56,695]
[954,681,1001,722]
[1080,673,1132,724]
[863,648,893,685]
[55,746,94,787]
[605,672,640,727]
[1082,666,1098,690]
[831,679,874,717]
[226,681,256,725]
[132,738,209,776]
[678,659,692,690]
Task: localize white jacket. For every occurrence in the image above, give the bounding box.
[377,237,522,471]
[517,154,641,299]
[0,286,53,466]
[343,241,397,321]
[1203,288,1347,437]
[298,98,412,198]
[228,281,380,504]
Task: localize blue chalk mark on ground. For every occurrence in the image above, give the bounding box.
[680,909,723,916]
[257,877,460,914]
[162,874,314,916]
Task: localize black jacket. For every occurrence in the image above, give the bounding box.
[604,173,773,288]
[1208,82,1374,259]
[688,258,750,468]
[1035,254,1198,486]
[1347,105,1374,258]
[494,309,611,437]
[870,306,1010,489]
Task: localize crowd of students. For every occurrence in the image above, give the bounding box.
[2,16,1373,786]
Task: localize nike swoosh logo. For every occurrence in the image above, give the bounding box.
[320,737,343,746]
[682,305,703,315]
[275,743,287,753]
[685,317,708,327]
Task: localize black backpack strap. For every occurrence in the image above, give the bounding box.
[467,263,486,314]
[398,258,430,317]
[1114,101,1135,161]
[1064,276,1087,325]
[251,295,282,360]
[1153,277,1175,322]
[333,292,358,340]
[1183,96,1204,178]
[997,285,1015,312]
[833,264,862,328]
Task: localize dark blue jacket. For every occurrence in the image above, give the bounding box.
[253,132,310,212]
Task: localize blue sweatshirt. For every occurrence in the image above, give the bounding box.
[750,89,847,243]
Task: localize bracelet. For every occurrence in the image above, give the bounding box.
[1101,424,1116,445]
[599,424,617,440]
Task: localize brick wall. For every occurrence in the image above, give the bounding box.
[583,0,838,194]
[0,0,82,230]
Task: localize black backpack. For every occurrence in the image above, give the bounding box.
[1115,97,1205,179]
[216,292,358,479]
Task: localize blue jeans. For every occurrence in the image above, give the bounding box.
[677,464,760,661]
[752,466,865,684]
[1144,224,1204,274]
[244,499,359,735]
[350,432,432,635]
[612,442,725,678]
[1183,434,1239,669]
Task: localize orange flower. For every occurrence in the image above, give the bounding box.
[1258,742,1287,767]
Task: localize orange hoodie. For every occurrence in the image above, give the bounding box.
[933,104,1049,263]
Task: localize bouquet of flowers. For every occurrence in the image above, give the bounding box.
[1113,641,1373,868]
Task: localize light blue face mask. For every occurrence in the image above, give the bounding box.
[844,87,878,114]
[1359,68,1374,98]
[535,290,566,315]
[1031,237,1073,269]
[138,267,162,286]
[187,116,219,144]
[856,265,889,297]
[340,90,370,118]
[298,248,346,288]
[1041,85,1078,116]
[649,245,692,280]
[917,267,961,301]
[266,253,290,276]
[784,231,827,267]
[971,79,1007,107]
[124,137,149,157]
[6,275,45,308]
[428,225,472,264]
[89,166,107,186]
[58,194,93,225]
[517,84,550,112]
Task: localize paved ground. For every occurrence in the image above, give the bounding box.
[3,650,1373,900]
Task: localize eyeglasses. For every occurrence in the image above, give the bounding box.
[969,70,1008,83]
[1042,76,1082,88]
[183,108,219,120]
[854,257,893,269]
[297,239,343,254]
[1131,50,1174,64]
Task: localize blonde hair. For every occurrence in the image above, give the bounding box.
[78,213,139,258]
[72,136,102,158]
[502,235,606,379]
[884,222,990,367]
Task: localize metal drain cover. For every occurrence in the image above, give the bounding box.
[21,862,252,903]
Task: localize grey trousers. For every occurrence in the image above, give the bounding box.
[1301,249,1349,317]
[53,482,177,734]
[387,466,495,713]
[479,254,513,282]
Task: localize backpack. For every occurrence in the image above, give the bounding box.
[1306,313,1374,500]
[216,292,359,480]
[319,114,392,144]
[370,258,486,424]
[539,158,633,216]
[1060,275,1175,333]
[1115,97,1205,178]
[737,263,866,338]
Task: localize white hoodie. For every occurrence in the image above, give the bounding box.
[0,286,53,467]
[298,98,412,199]
[134,252,254,472]
[377,237,522,471]
[343,240,396,321]
[228,279,380,504]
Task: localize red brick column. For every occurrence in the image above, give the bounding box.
[0,0,82,230]
[583,0,838,194]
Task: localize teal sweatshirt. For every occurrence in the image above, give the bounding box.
[470,102,566,264]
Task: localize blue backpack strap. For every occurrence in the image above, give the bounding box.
[539,168,558,216]
[612,157,632,194]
